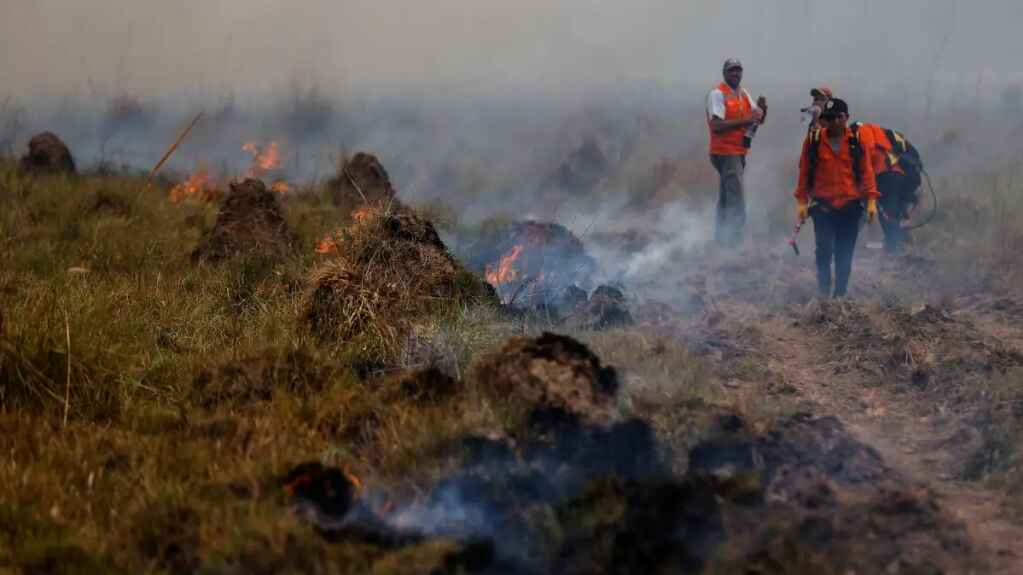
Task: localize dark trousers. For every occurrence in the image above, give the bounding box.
[877,171,913,254]
[811,202,863,297]
[710,154,746,247]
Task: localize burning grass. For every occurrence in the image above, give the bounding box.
[302,206,497,364]
[3,145,1023,573]
[169,164,217,204]
[459,219,595,306]
[242,140,283,178]
[0,156,738,573]
[0,157,519,573]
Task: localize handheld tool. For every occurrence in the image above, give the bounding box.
[787,219,805,255]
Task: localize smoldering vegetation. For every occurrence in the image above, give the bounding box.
[5,79,1023,285]
[3,107,1023,572]
[4,4,1023,571]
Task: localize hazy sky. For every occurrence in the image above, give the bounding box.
[3,0,1021,100]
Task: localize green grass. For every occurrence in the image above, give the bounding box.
[0,160,727,572]
[5,152,1022,572]
[0,160,505,571]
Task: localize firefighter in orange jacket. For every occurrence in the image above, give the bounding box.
[851,122,922,254]
[795,99,880,298]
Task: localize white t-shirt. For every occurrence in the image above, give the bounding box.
[707,87,760,120]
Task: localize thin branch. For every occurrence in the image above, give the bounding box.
[343,166,369,204]
[147,111,204,183]
[63,307,71,428]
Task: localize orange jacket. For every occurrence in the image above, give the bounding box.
[794,126,879,209]
[707,82,753,156]
[853,122,905,177]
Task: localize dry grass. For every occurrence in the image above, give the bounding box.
[4,146,1023,572]
[302,206,496,364]
[0,159,518,572]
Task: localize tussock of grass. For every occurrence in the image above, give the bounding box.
[0,159,528,572]
[7,150,1018,572]
[302,206,496,364]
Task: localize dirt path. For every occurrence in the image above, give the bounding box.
[653,245,1023,571]
[750,301,1023,574]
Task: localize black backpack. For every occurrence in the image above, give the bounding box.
[881,127,923,191]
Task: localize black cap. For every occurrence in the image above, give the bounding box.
[820,98,849,118]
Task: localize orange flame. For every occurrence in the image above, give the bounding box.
[316,233,339,255]
[242,140,283,177]
[485,244,524,286]
[169,166,213,203]
[271,180,292,194]
[344,468,362,491]
[352,206,378,224]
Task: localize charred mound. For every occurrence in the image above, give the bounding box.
[461,219,597,301]
[19,132,76,174]
[327,152,397,208]
[302,206,496,358]
[543,135,610,196]
[564,285,634,330]
[472,332,619,428]
[688,413,892,493]
[733,485,977,574]
[687,413,979,573]
[191,178,296,263]
[267,358,982,573]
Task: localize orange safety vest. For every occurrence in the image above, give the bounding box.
[708,82,753,156]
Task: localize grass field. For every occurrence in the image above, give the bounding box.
[0,159,730,573]
[4,143,1023,573]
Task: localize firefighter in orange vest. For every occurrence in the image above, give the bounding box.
[795,99,879,298]
[707,58,767,247]
[850,122,922,254]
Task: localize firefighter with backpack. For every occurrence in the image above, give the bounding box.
[850,121,923,254]
[795,98,880,298]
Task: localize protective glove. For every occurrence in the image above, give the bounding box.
[866,198,878,223]
[796,201,809,223]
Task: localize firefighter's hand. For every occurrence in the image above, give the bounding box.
[796,201,809,223]
[866,199,878,223]
[752,108,765,122]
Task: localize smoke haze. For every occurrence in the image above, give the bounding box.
[4,1,1022,98]
[3,1,1023,290]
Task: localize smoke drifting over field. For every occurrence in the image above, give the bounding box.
[4,1,1022,97]
[3,1,1023,287]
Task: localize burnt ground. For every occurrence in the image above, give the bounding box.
[646,239,1023,574]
